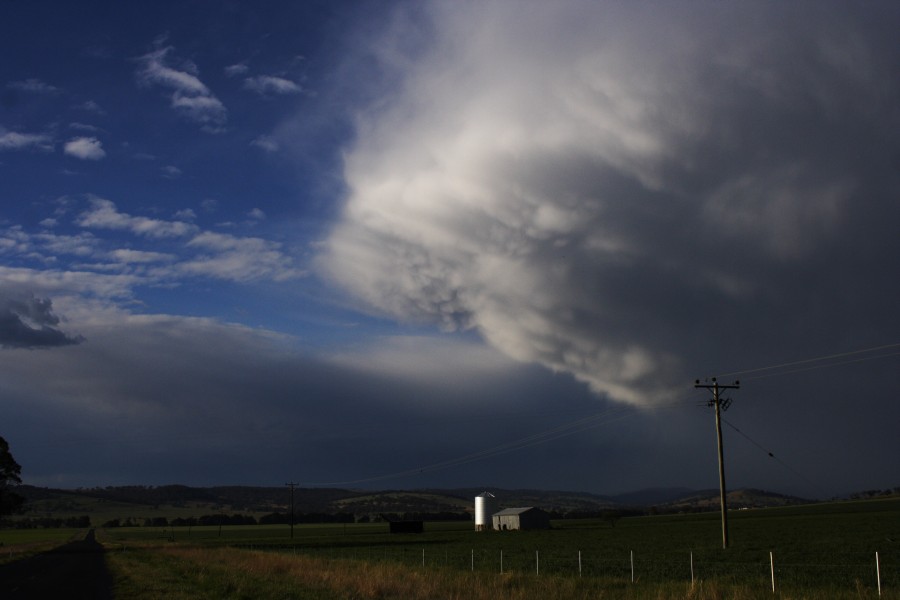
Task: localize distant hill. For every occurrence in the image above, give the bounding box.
[660,488,811,511]
[9,484,814,524]
[605,487,700,506]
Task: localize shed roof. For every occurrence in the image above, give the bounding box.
[493,507,537,516]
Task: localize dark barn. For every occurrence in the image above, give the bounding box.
[382,515,424,533]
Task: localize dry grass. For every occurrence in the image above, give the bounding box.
[105,544,895,599]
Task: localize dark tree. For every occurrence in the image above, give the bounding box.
[0,436,24,516]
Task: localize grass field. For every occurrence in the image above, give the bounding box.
[0,527,88,565]
[88,498,900,598]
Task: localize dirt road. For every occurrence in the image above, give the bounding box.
[0,529,113,599]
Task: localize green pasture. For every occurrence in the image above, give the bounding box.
[0,527,85,546]
[95,498,899,595]
[0,527,89,565]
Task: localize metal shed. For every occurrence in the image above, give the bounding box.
[491,507,551,531]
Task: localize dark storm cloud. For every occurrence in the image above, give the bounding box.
[0,292,84,349]
[322,1,900,407]
[0,312,629,489]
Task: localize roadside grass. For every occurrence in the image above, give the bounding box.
[106,545,340,600]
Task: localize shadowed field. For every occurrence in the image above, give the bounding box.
[0,529,112,599]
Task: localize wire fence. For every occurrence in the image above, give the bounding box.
[241,543,893,594]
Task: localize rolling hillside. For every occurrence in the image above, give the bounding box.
[6,484,815,526]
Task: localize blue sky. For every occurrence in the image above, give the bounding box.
[1,1,898,499]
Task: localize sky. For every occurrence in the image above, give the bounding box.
[1,0,898,500]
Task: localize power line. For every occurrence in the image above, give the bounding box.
[737,351,900,381]
[713,342,900,380]
[721,417,830,499]
[300,401,682,487]
[299,343,899,490]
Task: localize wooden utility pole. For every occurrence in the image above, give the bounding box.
[694,377,740,549]
[285,482,297,539]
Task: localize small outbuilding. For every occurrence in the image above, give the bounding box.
[381,514,424,533]
[491,507,551,531]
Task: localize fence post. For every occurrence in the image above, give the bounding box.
[631,550,634,583]
[471,549,474,572]
[579,550,582,577]
[876,552,882,597]
[690,552,694,587]
[422,548,425,568]
[500,550,503,574]
[536,550,539,575]
[770,552,775,594]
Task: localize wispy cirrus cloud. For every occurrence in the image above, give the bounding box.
[182,231,302,282]
[6,78,59,94]
[251,135,279,152]
[0,129,54,152]
[75,100,105,114]
[8,197,302,286]
[76,197,197,238]
[161,165,182,179]
[243,75,301,95]
[224,63,249,77]
[136,45,226,129]
[137,47,210,94]
[109,249,176,264]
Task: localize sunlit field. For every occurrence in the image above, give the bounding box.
[93,498,899,599]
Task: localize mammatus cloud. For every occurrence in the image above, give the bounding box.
[136,46,227,129]
[64,137,105,160]
[322,2,900,407]
[0,292,83,348]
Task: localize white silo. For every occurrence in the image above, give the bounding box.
[474,492,498,531]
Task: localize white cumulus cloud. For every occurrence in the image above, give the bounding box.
[64,137,106,160]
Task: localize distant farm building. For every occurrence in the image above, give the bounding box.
[381,515,424,533]
[492,507,551,531]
